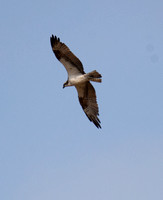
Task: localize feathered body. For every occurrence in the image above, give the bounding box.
[50,35,102,128]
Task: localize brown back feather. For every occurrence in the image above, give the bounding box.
[50,35,85,74]
[75,82,101,128]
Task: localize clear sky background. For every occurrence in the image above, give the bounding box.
[0,0,163,199]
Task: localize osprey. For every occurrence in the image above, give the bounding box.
[50,35,102,128]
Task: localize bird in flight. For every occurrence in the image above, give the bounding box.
[50,35,102,128]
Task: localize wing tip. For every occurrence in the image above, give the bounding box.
[95,122,102,129]
[86,114,101,129]
[93,119,102,129]
[50,35,60,47]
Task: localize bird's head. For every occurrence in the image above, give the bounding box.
[63,80,68,89]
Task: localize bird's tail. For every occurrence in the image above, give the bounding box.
[85,70,102,83]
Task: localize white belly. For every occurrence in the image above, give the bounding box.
[69,75,86,85]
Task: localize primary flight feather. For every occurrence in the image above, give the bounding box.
[50,35,102,128]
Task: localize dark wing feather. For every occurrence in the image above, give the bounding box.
[75,82,101,128]
[50,35,85,74]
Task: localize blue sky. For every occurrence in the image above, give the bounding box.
[0,0,163,199]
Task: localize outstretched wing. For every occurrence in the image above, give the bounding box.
[75,82,101,128]
[50,35,85,77]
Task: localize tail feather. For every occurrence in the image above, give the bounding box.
[91,78,102,83]
[86,70,102,78]
[85,70,102,83]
